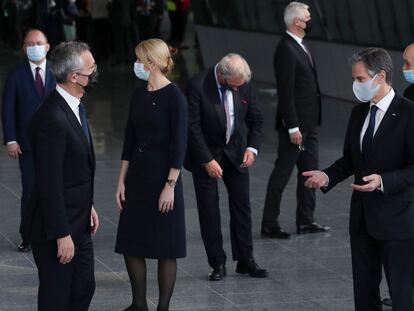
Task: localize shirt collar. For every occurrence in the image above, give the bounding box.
[29,59,46,72]
[371,88,395,113]
[56,84,80,111]
[286,30,303,46]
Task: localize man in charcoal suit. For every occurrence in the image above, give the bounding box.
[21,41,99,311]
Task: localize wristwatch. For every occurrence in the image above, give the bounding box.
[166,179,176,188]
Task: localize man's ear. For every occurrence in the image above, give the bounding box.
[69,72,78,83]
[377,69,386,82]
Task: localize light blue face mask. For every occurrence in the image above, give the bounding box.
[133,62,150,81]
[352,74,380,102]
[403,69,414,84]
[26,45,47,62]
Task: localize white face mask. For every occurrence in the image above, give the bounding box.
[133,62,150,81]
[26,45,47,62]
[352,74,380,102]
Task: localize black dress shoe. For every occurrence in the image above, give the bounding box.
[236,259,268,278]
[208,264,226,281]
[123,305,149,311]
[261,226,290,239]
[382,297,392,307]
[297,222,330,234]
[17,240,31,252]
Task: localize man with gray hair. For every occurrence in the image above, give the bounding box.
[185,53,267,281]
[21,41,99,310]
[261,1,329,239]
[303,47,414,311]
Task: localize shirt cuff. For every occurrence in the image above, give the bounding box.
[322,172,330,188]
[378,175,384,192]
[7,141,17,145]
[288,127,300,134]
[246,147,258,156]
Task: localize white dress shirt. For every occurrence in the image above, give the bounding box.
[56,85,82,124]
[29,60,46,86]
[214,65,258,155]
[359,88,395,148]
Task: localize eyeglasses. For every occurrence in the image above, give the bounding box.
[298,144,306,151]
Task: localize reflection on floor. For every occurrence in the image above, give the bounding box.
[0,46,390,311]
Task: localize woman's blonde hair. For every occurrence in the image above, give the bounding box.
[135,39,174,75]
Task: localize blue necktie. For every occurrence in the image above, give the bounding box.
[79,103,91,146]
[362,105,378,155]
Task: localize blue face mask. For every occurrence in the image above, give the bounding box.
[352,74,380,102]
[403,69,414,84]
[26,45,47,62]
[133,62,150,81]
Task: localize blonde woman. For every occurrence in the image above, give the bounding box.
[115,39,187,311]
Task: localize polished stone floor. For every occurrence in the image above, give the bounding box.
[0,47,391,311]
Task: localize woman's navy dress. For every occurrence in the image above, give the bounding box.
[115,83,187,259]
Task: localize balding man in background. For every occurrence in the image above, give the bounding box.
[1,29,55,252]
[403,43,414,101]
[185,53,268,281]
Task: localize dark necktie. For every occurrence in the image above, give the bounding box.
[220,86,232,143]
[301,41,314,67]
[362,105,379,155]
[79,103,91,146]
[35,67,45,98]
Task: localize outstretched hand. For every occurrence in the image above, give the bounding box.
[302,170,328,189]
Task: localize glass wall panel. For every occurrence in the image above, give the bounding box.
[191,0,414,50]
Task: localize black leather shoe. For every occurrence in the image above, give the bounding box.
[297,222,330,234]
[236,259,268,278]
[382,297,392,307]
[17,240,31,252]
[208,264,226,281]
[261,226,290,239]
[123,305,149,311]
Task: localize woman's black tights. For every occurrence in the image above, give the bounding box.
[124,256,177,311]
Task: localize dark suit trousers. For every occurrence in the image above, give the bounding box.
[192,155,253,268]
[32,234,95,311]
[262,129,318,228]
[18,152,34,233]
[351,219,414,311]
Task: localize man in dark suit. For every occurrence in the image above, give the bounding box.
[303,47,414,311]
[261,1,329,239]
[2,29,56,252]
[381,42,414,310]
[21,41,99,311]
[185,53,267,281]
[403,43,414,100]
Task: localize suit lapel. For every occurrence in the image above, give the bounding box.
[55,91,94,164]
[286,35,315,73]
[371,95,401,151]
[206,68,226,130]
[232,89,240,130]
[354,103,370,160]
[44,61,54,94]
[24,61,41,101]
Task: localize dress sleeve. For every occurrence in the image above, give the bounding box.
[169,86,188,168]
[121,95,136,161]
